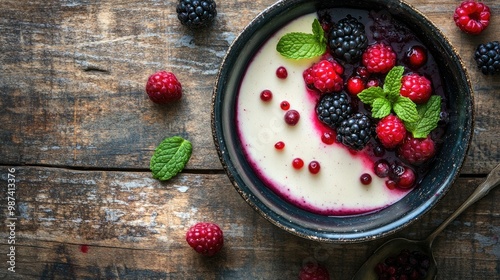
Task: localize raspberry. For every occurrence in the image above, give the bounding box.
[299,262,330,280]
[362,43,397,74]
[453,0,490,35]
[328,15,368,63]
[336,113,373,151]
[145,71,183,104]
[474,41,500,75]
[176,0,217,29]
[400,73,432,104]
[303,59,344,93]
[186,222,223,256]
[398,135,436,165]
[376,114,407,149]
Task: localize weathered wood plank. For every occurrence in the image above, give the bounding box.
[0,166,498,279]
[1,0,499,173]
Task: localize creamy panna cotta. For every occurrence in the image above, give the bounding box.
[236,10,446,216]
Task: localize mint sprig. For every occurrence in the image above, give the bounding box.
[150,136,192,181]
[404,95,442,138]
[276,19,326,59]
[358,66,442,138]
[358,66,418,123]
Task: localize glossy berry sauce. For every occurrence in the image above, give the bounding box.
[316,8,448,192]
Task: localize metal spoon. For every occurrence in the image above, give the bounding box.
[352,163,500,280]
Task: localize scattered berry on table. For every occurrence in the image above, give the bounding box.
[346,76,366,95]
[276,66,288,79]
[362,43,397,74]
[303,59,344,93]
[400,73,432,104]
[453,0,490,35]
[474,41,500,75]
[316,92,353,129]
[284,110,301,126]
[328,15,368,63]
[405,45,428,69]
[176,0,217,29]
[398,135,436,165]
[186,222,223,256]
[336,113,373,151]
[145,71,182,104]
[299,262,330,280]
[376,114,407,149]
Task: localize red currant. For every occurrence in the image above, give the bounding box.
[366,79,380,88]
[292,158,304,169]
[274,141,285,150]
[321,131,335,145]
[405,45,427,69]
[360,173,372,185]
[374,160,390,178]
[284,110,300,126]
[260,89,272,101]
[385,180,397,190]
[346,76,365,95]
[276,66,288,79]
[398,168,416,189]
[308,161,321,174]
[280,101,290,110]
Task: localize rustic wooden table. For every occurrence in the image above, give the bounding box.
[1,0,499,279]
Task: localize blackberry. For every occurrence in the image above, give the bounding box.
[336,113,373,150]
[176,0,217,29]
[328,15,368,63]
[474,41,500,75]
[316,92,353,129]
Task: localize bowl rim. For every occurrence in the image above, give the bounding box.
[211,0,474,243]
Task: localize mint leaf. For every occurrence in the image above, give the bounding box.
[276,19,326,59]
[357,65,421,124]
[393,96,419,123]
[371,97,392,118]
[312,18,324,42]
[357,86,385,105]
[383,66,404,101]
[405,96,442,138]
[150,136,192,181]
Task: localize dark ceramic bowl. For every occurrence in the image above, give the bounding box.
[212,0,473,243]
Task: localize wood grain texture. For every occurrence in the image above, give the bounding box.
[1,0,500,279]
[1,0,499,172]
[0,167,499,279]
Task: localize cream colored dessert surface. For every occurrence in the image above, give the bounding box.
[237,13,407,213]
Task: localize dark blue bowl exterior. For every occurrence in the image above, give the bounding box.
[212,0,474,242]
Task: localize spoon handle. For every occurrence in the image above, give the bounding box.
[425,163,500,245]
